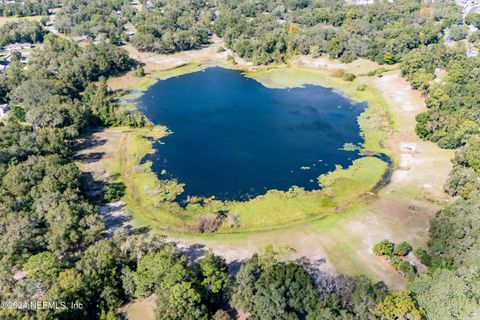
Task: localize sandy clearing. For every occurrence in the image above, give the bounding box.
[119,295,156,320]
[295,55,381,75]
[372,73,454,201]
[169,226,337,275]
[122,35,255,70]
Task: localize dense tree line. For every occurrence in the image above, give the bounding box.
[55,0,134,44]
[0,0,59,17]
[401,43,480,197]
[127,0,461,63]
[1,33,146,128]
[212,0,458,64]
[0,20,45,46]
[405,196,480,319]
[398,29,480,319]
[0,31,151,319]
[53,0,460,63]
[130,0,212,53]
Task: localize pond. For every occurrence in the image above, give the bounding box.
[136,67,367,201]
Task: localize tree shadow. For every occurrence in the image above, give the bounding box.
[100,201,132,238]
[176,243,207,265]
[227,259,245,276]
[76,136,107,150]
[75,151,106,163]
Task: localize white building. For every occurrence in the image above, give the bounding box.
[467,49,478,58]
[3,43,31,51]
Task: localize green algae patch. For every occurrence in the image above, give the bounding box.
[224,157,387,232]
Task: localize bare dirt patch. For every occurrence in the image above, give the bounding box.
[372,73,454,201]
[75,129,132,235]
[295,55,380,75]
[119,294,156,320]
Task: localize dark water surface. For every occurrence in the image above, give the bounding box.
[137,67,366,200]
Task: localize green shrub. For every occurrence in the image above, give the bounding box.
[465,12,480,28]
[332,68,346,78]
[342,72,356,81]
[102,182,126,202]
[415,112,433,139]
[367,67,387,77]
[449,25,468,41]
[135,66,145,77]
[227,54,236,64]
[394,242,413,256]
[217,46,226,53]
[373,240,394,256]
[356,83,367,91]
[468,31,480,44]
[8,105,26,121]
[413,248,432,266]
[389,256,401,268]
[398,261,415,275]
[383,52,396,64]
[437,135,461,149]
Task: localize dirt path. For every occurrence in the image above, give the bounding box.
[75,129,132,236]
[373,74,454,201]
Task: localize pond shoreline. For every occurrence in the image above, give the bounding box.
[104,58,393,232]
[136,66,370,202]
[79,47,453,288]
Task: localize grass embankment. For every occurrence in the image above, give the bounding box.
[100,63,392,233]
[108,62,204,93]
[104,127,228,230]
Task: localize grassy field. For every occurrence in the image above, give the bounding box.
[108,62,204,92]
